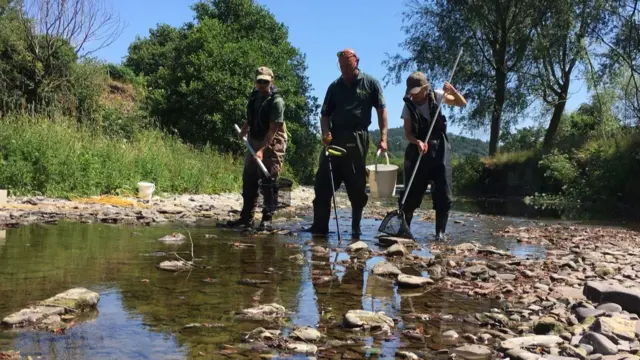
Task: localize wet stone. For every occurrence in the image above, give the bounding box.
[371,261,402,278]
[397,274,434,288]
[347,241,368,253]
[236,303,287,321]
[500,335,564,350]
[286,343,317,354]
[291,326,322,342]
[385,243,409,257]
[596,303,623,313]
[575,308,605,322]
[343,310,394,329]
[452,344,492,360]
[579,332,618,356]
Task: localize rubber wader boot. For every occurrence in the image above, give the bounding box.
[351,208,363,238]
[435,211,449,241]
[226,213,254,229]
[258,214,273,232]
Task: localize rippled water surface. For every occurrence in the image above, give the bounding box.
[0,201,567,359]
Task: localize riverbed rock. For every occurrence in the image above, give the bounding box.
[291,326,322,342]
[371,261,402,278]
[158,232,186,243]
[506,348,545,360]
[347,241,368,253]
[39,288,100,311]
[535,317,566,335]
[579,332,618,355]
[343,310,394,329]
[575,308,605,322]
[2,306,65,328]
[286,342,317,354]
[377,236,415,247]
[593,316,637,341]
[236,303,287,321]
[397,274,434,288]
[452,344,492,359]
[2,288,99,328]
[386,243,409,257]
[427,264,443,279]
[245,327,281,341]
[395,351,419,359]
[596,303,623,314]
[584,281,640,315]
[156,260,192,272]
[500,335,564,350]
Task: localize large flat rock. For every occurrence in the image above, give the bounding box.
[2,306,65,328]
[2,287,99,328]
[500,335,564,350]
[584,281,640,315]
[39,287,99,311]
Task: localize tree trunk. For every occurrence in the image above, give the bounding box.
[542,78,571,152]
[489,69,507,155]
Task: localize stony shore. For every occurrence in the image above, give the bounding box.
[3,187,640,359]
[0,186,320,228]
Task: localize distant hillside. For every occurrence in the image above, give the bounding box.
[370,126,489,159]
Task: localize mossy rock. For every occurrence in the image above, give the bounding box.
[533,317,565,335]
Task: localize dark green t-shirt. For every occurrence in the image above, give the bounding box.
[252,94,285,125]
[320,71,386,133]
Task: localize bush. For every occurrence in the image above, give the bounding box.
[538,150,579,193]
[0,115,243,197]
[452,155,485,195]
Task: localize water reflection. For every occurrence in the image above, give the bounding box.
[0,203,580,359]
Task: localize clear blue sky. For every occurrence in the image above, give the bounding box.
[93,0,590,141]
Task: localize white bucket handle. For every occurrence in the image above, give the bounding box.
[375,149,390,172]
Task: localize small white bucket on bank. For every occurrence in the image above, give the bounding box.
[366,151,398,199]
[137,182,155,201]
[0,189,7,205]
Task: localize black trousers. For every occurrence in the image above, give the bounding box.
[311,130,369,230]
[399,136,452,217]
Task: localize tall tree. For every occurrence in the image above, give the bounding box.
[595,0,639,124]
[530,0,613,152]
[124,0,321,183]
[385,0,546,155]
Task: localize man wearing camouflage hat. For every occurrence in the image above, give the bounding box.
[399,71,466,241]
[226,66,287,231]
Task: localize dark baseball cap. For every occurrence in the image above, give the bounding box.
[406,71,429,95]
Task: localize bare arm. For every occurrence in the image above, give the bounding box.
[377,107,388,144]
[320,115,330,137]
[403,117,420,145]
[443,82,467,107]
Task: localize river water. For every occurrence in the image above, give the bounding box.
[0,200,585,359]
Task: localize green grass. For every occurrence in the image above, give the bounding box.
[483,149,539,168]
[0,115,243,197]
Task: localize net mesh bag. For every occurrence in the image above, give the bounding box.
[378,209,415,239]
[258,177,293,210]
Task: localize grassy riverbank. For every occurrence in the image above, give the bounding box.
[0,116,243,197]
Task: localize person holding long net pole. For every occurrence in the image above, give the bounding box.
[399,71,466,241]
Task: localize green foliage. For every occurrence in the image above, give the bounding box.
[499,126,545,152]
[0,115,242,197]
[539,150,579,192]
[369,126,489,159]
[452,155,485,195]
[384,0,544,154]
[105,63,143,86]
[124,0,320,184]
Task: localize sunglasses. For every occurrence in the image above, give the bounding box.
[337,51,356,59]
[256,79,270,85]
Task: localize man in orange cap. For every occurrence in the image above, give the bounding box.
[302,48,388,237]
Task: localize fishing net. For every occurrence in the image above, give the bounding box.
[258,177,293,210]
[378,209,415,240]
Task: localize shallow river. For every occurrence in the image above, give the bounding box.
[0,199,589,359]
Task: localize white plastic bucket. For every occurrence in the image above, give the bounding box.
[137,182,155,201]
[366,150,398,199]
